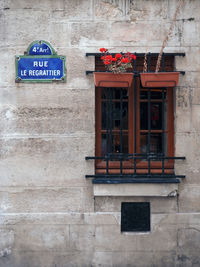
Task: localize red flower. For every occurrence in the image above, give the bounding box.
[121,58,129,63]
[105,55,113,60]
[115,53,122,59]
[104,60,111,65]
[112,58,117,62]
[131,54,136,60]
[101,56,105,60]
[100,48,107,53]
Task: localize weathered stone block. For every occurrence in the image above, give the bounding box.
[175,86,192,133]
[0,212,119,226]
[0,136,94,187]
[65,48,95,89]
[179,184,200,212]
[3,0,63,10]
[0,186,94,213]
[130,0,168,21]
[92,250,177,267]
[84,212,119,225]
[95,196,177,213]
[168,0,200,21]
[175,161,199,185]
[0,103,94,135]
[0,86,95,108]
[175,133,200,184]
[0,48,17,86]
[71,22,110,47]
[0,228,14,258]
[52,0,92,21]
[0,250,94,267]
[177,227,200,267]
[49,22,70,47]
[0,153,93,187]
[136,225,177,251]
[177,213,200,225]
[13,224,70,251]
[70,225,95,251]
[92,251,113,267]
[175,47,200,72]
[175,133,200,165]
[94,0,124,21]
[0,213,84,226]
[177,71,200,89]
[123,251,176,267]
[110,20,181,47]
[1,10,51,46]
[191,105,200,132]
[95,225,137,251]
[192,88,200,105]
[182,20,200,47]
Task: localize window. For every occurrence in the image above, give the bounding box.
[95,80,174,175]
[95,54,174,177]
[85,53,185,182]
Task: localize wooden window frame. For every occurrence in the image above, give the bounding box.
[95,77,174,175]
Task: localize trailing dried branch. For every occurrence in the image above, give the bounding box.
[155,0,184,73]
[143,53,147,73]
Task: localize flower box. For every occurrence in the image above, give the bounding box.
[140,72,180,88]
[93,72,133,88]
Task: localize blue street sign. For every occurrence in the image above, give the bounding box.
[16,57,65,81]
[15,41,66,83]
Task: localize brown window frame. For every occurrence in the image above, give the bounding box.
[95,78,174,175]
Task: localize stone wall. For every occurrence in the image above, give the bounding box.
[0,0,200,266]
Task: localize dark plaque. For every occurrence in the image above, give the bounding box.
[121,202,150,232]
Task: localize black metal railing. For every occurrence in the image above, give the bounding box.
[85,153,186,182]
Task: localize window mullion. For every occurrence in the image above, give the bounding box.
[134,75,137,174]
[147,87,151,175]
[162,87,165,175]
[120,87,123,174]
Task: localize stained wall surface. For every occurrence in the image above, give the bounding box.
[0,0,200,266]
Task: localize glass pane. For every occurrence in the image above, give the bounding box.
[113,88,128,100]
[102,102,107,129]
[102,88,107,99]
[101,133,128,155]
[101,87,129,157]
[140,102,166,130]
[102,88,128,99]
[102,101,128,130]
[140,90,166,100]
[101,134,108,156]
[140,133,168,157]
[113,102,128,129]
[112,133,128,154]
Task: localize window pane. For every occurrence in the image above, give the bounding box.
[140,133,168,156]
[101,134,107,156]
[113,102,128,129]
[112,133,128,154]
[113,88,128,100]
[101,102,128,130]
[140,90,166,100]
[102,88,128,99]
[140,102,166,130]
[101,133,128,155]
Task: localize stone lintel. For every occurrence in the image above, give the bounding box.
[93,183,179,197]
